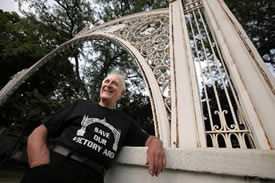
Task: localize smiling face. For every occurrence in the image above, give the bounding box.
[99,74,126,109]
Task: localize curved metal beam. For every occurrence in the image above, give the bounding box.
[0,10,171,145]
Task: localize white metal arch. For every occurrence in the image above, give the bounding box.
[86,32,171,146]
[1,0,275,151]
[2,1,275,182]
[0,9,171,146]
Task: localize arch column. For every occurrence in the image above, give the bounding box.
[202,0,274,149]
[169,0,206,148]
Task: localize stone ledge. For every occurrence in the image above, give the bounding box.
[114,147,275,180]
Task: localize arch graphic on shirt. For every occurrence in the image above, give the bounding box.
[76,115,121,151]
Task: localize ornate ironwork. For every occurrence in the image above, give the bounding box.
[0,1,263,149]
[184,0,255,149]
[87,13,172,117]
[183,0,202,13]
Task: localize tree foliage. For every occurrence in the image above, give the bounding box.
[225,0,275,65]
[19,0,96,41]
[0,0,168,134]
[0,10,57,87]
[0,10,80,130]
[94,0,167,22]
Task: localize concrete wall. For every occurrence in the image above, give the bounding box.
[105,147,275,183]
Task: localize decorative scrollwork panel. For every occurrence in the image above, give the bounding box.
[84,13,172,119]
[184,0,256,149]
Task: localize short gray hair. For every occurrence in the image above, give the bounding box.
[105,69,127,90]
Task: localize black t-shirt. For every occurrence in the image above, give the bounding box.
[42,100,149,169]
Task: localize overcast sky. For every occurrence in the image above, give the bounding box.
[0,0,19,13]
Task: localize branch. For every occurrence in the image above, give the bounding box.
[73,54,90,100]
[55,0,75,38]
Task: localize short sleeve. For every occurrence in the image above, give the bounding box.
[125,120,149,146]
[42,101,78,137]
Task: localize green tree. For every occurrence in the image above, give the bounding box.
[19,0,167,114]
[94,0,167,22]
[0,10,57,88]
[0,10,79,130]
[18,0,98,99]
[1,0,168,134]
[225,0,275,66]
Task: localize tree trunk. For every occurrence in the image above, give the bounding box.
[73,54,90,100]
